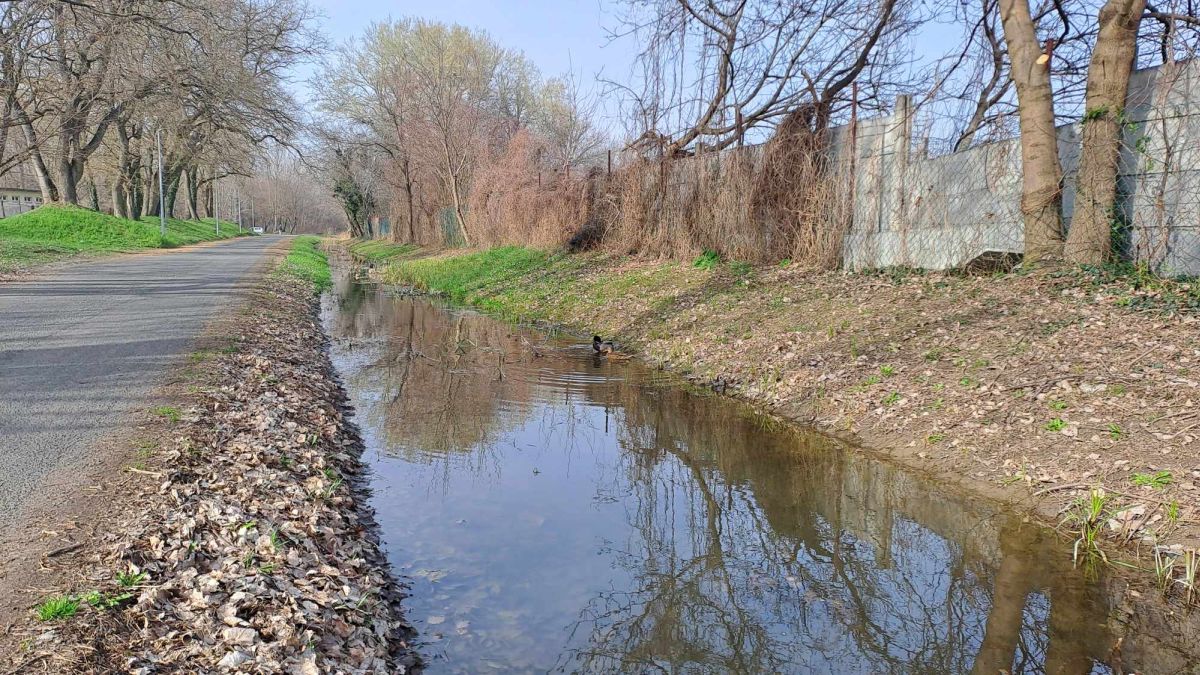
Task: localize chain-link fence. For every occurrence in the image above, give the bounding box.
[845,60,1200,275]
[605,60,1200,275]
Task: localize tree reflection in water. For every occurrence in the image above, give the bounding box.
[323,272,1189,674]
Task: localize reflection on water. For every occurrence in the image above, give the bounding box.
[323,271,1169,674]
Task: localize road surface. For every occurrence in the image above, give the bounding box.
[0,236,282,528]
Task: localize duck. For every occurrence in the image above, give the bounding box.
[592,335,616,355]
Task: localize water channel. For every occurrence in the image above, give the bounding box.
[322,268,1195,674]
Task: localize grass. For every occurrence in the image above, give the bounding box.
[1065,488,1110,566]
[347,239,419,263]
[386,246,550,304]
[1132,470,1173,489]
[116,570,147,588]
[36,595,80,621]
[151,405,181,423]
[279,235,332,291]
[0,204,248,273]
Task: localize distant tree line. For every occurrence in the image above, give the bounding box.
[0,0,323,224]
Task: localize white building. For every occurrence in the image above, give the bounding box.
[0,163,43,218]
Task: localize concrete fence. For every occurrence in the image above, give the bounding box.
[843,60,1200,275]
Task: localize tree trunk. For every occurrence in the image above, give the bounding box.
[112,182,126,218]
[404,160,416,243]
[57,157,80,204]
[185,168,200,220]
[999,0,1064,264]
[1065,0,1147,264]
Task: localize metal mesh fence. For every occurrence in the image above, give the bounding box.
[611,60,1200,275]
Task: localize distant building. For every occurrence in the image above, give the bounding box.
[0,162,43,218]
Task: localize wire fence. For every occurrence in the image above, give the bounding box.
[604,60,1200,275]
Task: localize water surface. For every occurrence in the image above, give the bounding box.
[323,270,1181,674]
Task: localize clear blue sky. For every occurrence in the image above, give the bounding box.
[298,0,959,137]
[303,0,633,112]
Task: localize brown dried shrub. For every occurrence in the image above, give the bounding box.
[466,130,590,249]
[751,107,854,269]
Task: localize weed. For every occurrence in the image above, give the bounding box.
[882,391,901,406]
[959,377,976,388]
[1049,400,1068,411]
[36,595,79,621]
[926,433,945,444]
[923,349,943,362]
[1186,550,1198,602]
[320,477,344,501]
[116,570,147,588]
[1045,418,1068,432]
[863,375,882,386]
[880,365,896,377]
[85,590,133,610]
[1167,501,1181,524]
[152,405,181,423]
[1132,470,1172,489]
[1108,423,1124,440]
[692,250,720,270]
[1064,489,1110,565]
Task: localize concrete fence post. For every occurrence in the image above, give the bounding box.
[887,94,913,233]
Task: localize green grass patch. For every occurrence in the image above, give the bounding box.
[279,235,332,291]
[385,246,550,304]
[0,204,248,273]
[152,405,181,423]
[347,239,419,263]
[36,595,80,621]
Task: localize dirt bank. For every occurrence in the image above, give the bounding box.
[1,249,416,673]
[371,245,1200,598]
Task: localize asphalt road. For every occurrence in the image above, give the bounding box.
[0,236,282,529]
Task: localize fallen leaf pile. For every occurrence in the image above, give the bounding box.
[5,271,416,673]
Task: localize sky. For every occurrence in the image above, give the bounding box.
[296,0,966,143]
[302,0,636,126]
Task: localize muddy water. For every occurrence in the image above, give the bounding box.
[322,271,1186,674]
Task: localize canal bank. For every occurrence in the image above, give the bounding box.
[366,246,1200,592]
[327,257,1200,673]
[2,238,416,673]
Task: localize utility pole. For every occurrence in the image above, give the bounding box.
[214,180,220,236]
[156,129,167,236]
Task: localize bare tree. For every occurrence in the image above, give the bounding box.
[999,0,1066,263]
[1066,0,1148,263]
[536,72,605,172]
[611,0,916,154]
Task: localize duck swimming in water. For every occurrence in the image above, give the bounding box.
[592,335,615,355]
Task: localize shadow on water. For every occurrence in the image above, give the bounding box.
[322,269,1199,674]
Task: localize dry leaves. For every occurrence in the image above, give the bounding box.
[5,273,416,673]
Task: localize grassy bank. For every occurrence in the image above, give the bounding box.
[0,204,248,275]
[346,238,419,264]
[380,246,1200,597]
[279,235,331,291]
